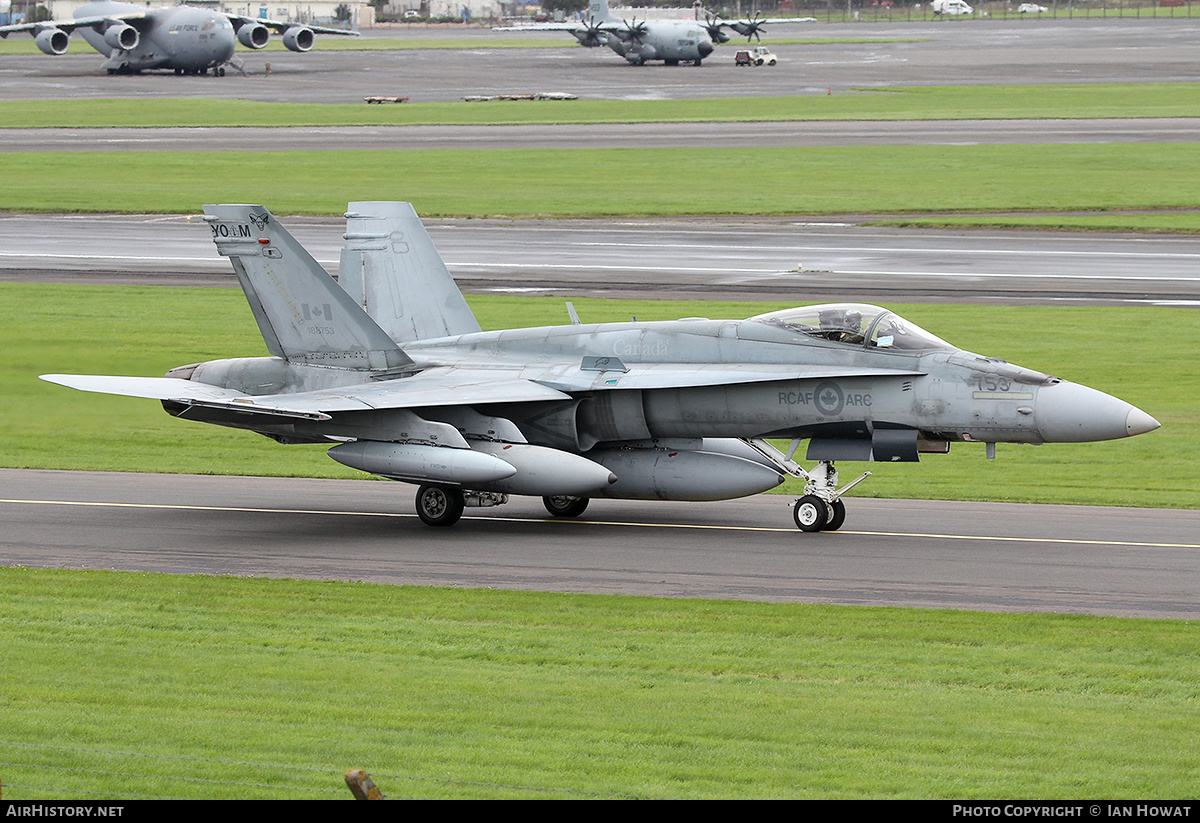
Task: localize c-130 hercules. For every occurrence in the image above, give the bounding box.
[495,0,816,67]
[43,203,1159,531]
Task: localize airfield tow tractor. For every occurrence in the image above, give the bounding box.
[735,46,777,66]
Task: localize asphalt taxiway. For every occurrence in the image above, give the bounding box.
[7,118,1200,151]
[3,19,1200,102]
[3,211,1198,305]
[3,470,1197,619]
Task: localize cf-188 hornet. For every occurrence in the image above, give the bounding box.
[0,1,357,75]
[42,203,1159,531]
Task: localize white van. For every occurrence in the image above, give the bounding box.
[931,0,974,14]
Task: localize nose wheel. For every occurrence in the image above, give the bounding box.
[786,458,869,533]
[793,495,828,532]
[793,495,847,532]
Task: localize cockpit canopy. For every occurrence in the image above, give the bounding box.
[749,303,955,352]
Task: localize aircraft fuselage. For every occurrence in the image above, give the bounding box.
[168,316,1147,459]
[603,24,715,65]
[76,1,235,72]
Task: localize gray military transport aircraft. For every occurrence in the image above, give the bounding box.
[495,0,815,66]
[0,0,357,75]
[42,203,1159,531]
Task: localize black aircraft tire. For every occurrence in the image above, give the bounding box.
[415,484,465,527]
[543,495,590,518]
[793,495,829,532]
[825,499,846,531]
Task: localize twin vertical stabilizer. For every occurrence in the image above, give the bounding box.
[338,201,481,343]
[203,202,479,372]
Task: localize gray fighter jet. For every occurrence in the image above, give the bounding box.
[42,203,1160,531]
[0,0,357,75]
[494,0,815,66]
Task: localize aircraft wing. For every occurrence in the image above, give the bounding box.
[536,363,925,393]
[719,16,819,24]
[0,12,149,37]
[492,22,590,31]
[249,371,573,414]
[710,15,818,40]
[42,362,916,421]
[227,15,360,36]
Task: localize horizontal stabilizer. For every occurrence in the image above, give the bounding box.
[40,374,331,420]
[42,369,571,418]
[42,374,249,402]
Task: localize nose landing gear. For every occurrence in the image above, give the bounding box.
[740,440,871,532]
[791,460,868,532]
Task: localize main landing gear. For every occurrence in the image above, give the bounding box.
[415,484,464,527]
[543,495,590,518]
[414,484,514,526]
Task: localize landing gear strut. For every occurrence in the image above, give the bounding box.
[739,440,871,533]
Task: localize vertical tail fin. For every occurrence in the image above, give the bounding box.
[588,0,615,21]
[338,201,481,343]
[203,204,412,371]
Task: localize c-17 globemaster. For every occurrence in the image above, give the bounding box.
[43,203,1159,531]
[0,0,357,75]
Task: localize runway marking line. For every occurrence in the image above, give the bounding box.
[4,497,1199,551]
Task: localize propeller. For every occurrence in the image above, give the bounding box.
[575,14,605,47]
[730,12,767,42]
[618,16,649,43]
[702,12,732,44]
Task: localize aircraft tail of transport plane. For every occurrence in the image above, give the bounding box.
[41,203,1160,531]
[0,1,357,75]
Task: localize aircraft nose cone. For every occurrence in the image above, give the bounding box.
[1125,407,1161,437]
[1036,380,1158,443]
[698,40,714,57]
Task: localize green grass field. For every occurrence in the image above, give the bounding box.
[4,83,1199,231]
[3,144,1200,229]
[5,285,1193,508]
[2,568,1196,799]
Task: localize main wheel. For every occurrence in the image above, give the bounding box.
[793,495,830,532]
[543,495,589,518]
[415,484,464,527]
[825,499,846,531]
